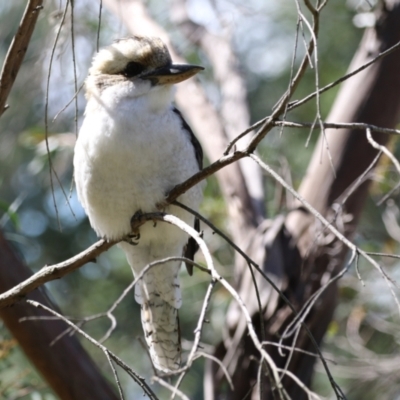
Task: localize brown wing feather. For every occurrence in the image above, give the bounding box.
[172,108,202,276]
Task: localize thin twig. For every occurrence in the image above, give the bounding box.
[276,367,325,400]
[224,116,400,157]
[193,352,234,390]
[262,341,336,364]
[152,377,189,400]
[376,180,400,206]
[26,300,159,400]
[276,120,400,135]
[105,351,125,400]
[366,252,400,260]
[282,251,357,340]
[366,128,400,177]
[44,0,70,230]
[173,201,343,396]
[250,153,400,315]
[171,280,216,399]
[278,15,301,139]
[69,0,78,138]
[134,212,285,399]
[270,0,320,117]
[52,82,84,122]
[97,0,103,52]
[288,39,400,111]
[335,150,382,210]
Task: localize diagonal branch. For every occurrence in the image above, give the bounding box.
[288,38,400,111]
[26,300,159,400]
[170,0,265,221]
[0,238,116,308]
[0,0,44,117]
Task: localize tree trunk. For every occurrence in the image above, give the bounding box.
[0,232,118,400]
[209,1,400,398]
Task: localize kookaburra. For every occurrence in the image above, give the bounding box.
[73,36,204,372]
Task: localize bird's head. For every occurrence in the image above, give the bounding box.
[87,36,203,92]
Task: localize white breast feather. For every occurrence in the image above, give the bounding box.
[74,78,203,372]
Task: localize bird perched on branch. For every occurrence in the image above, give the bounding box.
[73,36,204,372]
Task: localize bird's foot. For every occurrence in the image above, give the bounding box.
[130,210,146,241]
[124,231,141,246]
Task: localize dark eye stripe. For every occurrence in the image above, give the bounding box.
[121,61,145,77]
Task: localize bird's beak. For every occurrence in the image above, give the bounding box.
[141,64,204,85]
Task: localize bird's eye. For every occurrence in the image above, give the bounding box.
[121,61,146,77]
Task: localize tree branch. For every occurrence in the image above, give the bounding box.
[0,238,116,308]
[26,300,158,400]
[287,38,400,111]
[2,116,400,310]
[0,0,43,117]
[170,0,265,221]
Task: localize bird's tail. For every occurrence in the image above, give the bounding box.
[120,243,183,372]
[141,292,181,372]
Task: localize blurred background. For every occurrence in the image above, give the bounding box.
[2,1,400,399]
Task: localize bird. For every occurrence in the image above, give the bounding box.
[73,36,204,372]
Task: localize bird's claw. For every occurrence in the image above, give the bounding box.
[130,210,145,242]
[125,231,141,246]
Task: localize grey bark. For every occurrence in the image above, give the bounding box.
[208,1,400,399]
